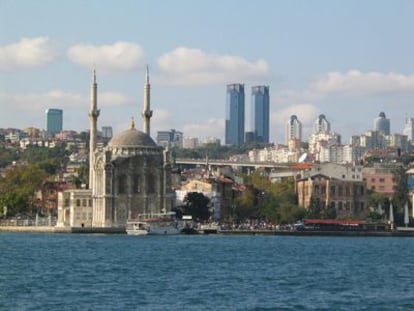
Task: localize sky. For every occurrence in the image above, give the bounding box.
[1,0,414,144]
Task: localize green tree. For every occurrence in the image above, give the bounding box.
[183,192,210,221]
[307,196,324,219]
[0,164,48,216]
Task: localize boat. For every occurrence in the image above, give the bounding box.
[197,223,220,234]
[136,212,181,235]
[126,221,149,235]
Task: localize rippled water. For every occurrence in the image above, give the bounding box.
[1,233,414,310]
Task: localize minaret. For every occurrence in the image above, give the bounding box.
[141,65,152,135]
[88,69,100,189]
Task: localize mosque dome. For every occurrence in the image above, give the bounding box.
[108,119,156,149]
[108,128,156,148]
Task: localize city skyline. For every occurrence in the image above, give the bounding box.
[1,0,414,144]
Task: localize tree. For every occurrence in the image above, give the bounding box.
[392,165,410,225]
[183,192,210,221]
[0,164,48,216]
[307,196,323,219]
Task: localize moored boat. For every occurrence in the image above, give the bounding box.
[138,212,181,235]
[126,221,149,235]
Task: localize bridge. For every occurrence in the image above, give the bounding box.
[174,158,290,172]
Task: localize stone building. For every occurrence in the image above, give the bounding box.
[296,174,368,219]
[57,68,174,229]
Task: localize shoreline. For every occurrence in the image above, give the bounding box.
[2,225,414,237]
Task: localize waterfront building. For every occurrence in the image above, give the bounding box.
[57,68,174,229]
[45,108,63,135]
[251,86,269,143]
[374,112,390,136]
[225,84,245,146]
[286,115,302,144]
[296,173,368,219]
[362,163,399,196]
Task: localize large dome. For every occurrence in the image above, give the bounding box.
[108,128,156,148]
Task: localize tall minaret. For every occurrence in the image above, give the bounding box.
[141,65,152,135]
[88,69,100,189]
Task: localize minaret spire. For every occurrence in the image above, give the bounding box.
[88,68,100,189]
[141,65,152,135]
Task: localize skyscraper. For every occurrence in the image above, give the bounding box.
[45,108,63,135]
[403,117,414,142]
[286,115,302,143]
[251,85,270,143]
[314,114,330,134]
[374,112,390,135]
[225,84,245,146]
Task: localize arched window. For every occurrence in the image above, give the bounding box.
[133,175,141,193]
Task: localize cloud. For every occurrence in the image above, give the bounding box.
[271,103,319,126]
[157,47,270,85]
[0,37,57,70]
[0,90,132,111]
[67,42,145,72]
[181,118,224,140]
[311,70,414,95]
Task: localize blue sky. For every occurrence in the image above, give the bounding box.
[1,0,413,144]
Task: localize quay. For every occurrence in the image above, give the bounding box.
[2,225,414,237]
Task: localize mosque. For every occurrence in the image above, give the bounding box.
[56,68,174,229]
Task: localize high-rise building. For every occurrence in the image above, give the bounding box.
[45,108,63,135]
[286,115,302,144]
[101,126,113,139]
[403,117,414,142]
[314,114,330,134]
[374,112,390,135]
[225,84,245,146]
[156,129,183,148]
[251,86,269,143]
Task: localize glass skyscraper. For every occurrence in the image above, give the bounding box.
[374,112,390,135]
[225,84,245,146]
[45,108,63,135]
[251,86,270,143]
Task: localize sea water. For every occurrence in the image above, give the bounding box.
[1,233,414,310]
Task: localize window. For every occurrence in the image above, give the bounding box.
[147,174,155,193]
[133,175,141,193]
[118,175,126,194]
[76,199,81,207]
[379,178,385,183]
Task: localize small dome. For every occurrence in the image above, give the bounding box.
[108,128,156,148]
[379,112,386,118]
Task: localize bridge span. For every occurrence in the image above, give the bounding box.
[175,158,290,171]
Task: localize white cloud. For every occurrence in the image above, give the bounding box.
[311,70,414,95]
[157,47,270,85]
[0,90,132,111]
[0,37,57,70]
[181,118,224,140]
[271,103,319,126]
[67,42,145,72]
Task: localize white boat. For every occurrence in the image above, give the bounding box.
[126,221,149,235]
[145,212,181,235]
[130,212,181,235]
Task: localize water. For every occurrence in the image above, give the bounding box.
[1,233,414,310]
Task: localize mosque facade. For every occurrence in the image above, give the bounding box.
[56,68,174,229]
